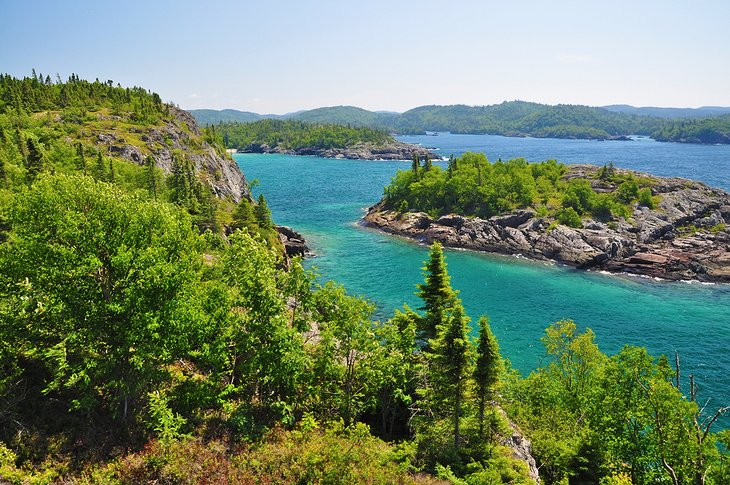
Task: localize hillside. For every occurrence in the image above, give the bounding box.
[192,101,730,144]
[650,114,730,144]
[603,104,730,118]
[2,74,729,484]
[0,73,248,203]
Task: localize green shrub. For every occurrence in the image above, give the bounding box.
[556,207,582,228]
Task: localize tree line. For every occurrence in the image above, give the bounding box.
[384,153,657,228]
[209,119,393,151]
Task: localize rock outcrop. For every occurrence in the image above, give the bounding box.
[237,140,437,161]
[88,107,248,202]
[277,226,309,257]
[363,166,730,282]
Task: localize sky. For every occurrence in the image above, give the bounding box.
[1,0,729,114]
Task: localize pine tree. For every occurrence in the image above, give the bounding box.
[417,242,456,344]
[429,302,473,450]
[108,158,115,183]
[474,316,502,440]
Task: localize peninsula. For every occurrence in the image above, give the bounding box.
[363,154,730,282]
[213,119,435,160]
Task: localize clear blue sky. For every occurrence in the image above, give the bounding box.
[2,0,729,113]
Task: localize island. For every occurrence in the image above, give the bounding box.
[363,154,730,282]
[210,119,436,160]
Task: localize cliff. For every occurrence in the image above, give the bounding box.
[364,166,730,282]
[83,106,248,202]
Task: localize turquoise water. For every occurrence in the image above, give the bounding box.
[234,135,730,428]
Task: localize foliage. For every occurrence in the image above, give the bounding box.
[384,152,647,225]
[213,118,393,151]
[651,114,730,144]
[504,321,729,484]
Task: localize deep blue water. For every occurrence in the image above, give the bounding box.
[234,134,730,428]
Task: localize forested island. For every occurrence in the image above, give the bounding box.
[212,119,434,160]
[1,73,729,484]
[364,153,730,282]
[192,101,730,144]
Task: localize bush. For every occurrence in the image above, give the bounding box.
[556,207,582,228]
[637,187,655,208]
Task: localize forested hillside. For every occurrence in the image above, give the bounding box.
[651,114,730,144]
[192,101,730,144]
[214,119,393,151]
[1,74,728,483]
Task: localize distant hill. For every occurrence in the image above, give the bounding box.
[651,114,730,144]
[190,108,268,125]
[603,104,730,118]
[189,102,730,144]
[290,105,398,127]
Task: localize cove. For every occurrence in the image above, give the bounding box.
[234,134,730,428]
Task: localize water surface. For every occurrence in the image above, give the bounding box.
[234,134,730,427]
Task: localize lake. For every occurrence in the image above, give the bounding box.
[234,133,730,428]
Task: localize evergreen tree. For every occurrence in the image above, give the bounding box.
[416,242,456,344]
[232,198,258,232]
[25,136,45,183]
[411,153,420,174]
[473,316,502,440]
[144,155,161,200]
[429,302,472,450]
[447,154,456,178]
[76,143,87,175]
[95,151,106,181]
[108,158,115,183]
[254,194,273,230]
[423,154,432,171]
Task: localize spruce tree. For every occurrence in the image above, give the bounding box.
[417,242,456,344]
[254,194,273,230]
[411,153,420,174]
[423,154,432,171]
[144,155,161,200]
[95,151,106,181]
[108,158,115,183]
[429,302,473,450]
[474,316,502,440]
[76,143,87,175]
[232,198,258,232]
[25,136,45,183]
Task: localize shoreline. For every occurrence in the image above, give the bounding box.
[361,166,730,283]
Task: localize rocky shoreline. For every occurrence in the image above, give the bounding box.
[363,167,730,282]
[236,140,437,161]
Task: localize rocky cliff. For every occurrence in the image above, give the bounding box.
[364,166,730,282]
[86,107,248,202]
[237,140,437,161]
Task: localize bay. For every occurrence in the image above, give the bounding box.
[234,134,730,428]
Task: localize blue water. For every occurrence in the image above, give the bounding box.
[234,134,730,428]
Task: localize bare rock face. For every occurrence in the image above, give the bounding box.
[363,166,730,282]
[92,106,248,202]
